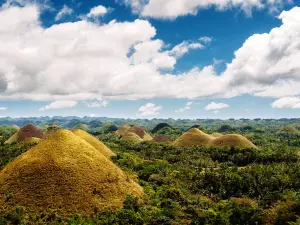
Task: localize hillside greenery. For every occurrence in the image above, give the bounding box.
[0,118,300,224]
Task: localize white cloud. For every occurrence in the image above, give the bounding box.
[39,100,77,111]
[125,0,292,19]
[89,113,97,117]
[221,6,300,98]
[87,5,108,17]
[87,100,109,108]
[205,102,229,110]
[55,4,73,21]
[271,97,300,108]
[137,103,162,117]
[175,101,193,113]
[0,107,7,110]
[199,36,212,44]
[0,3,299,103]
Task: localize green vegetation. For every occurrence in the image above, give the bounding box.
[0,118,300,224]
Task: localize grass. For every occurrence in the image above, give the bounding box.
[172,128,214,148]
[72,129,116,157]
[210,134,257,149]
[0,130,143,217]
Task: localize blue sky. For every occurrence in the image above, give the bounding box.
[0,0,299,119]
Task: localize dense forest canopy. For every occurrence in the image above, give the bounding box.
[0,117,299,224]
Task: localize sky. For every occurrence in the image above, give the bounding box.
[0,0,299,119]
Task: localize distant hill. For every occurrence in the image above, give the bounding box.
[152,123,173,133]
[5,124,45,144]
[172,128,214,148]
[210,134,257,149]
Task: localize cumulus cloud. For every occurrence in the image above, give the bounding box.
[39,100,77,111]
[0,107,8,110]
[137,103,162,117]
[271,97,300,108]
[87,5,108,17]
[175,101,193,113]
[124,0,292,19]
[87,100,109,108]
[205,102,229,110]
[0,2,299,103]
[55,4,73,21]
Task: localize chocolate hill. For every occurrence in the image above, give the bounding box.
[210,134,257,149]
[72,129,116,157]
[128,126,153,141]
[0,130,143,216]
[172,128,214,148]
[152,123,173,133]
[115,124,131,137]
[121,132,143,142]
[5,124,45,144]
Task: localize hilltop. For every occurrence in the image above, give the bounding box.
[0,130,143,216]
[5,124,44,144]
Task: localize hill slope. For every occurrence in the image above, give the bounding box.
[0,130,143,216]
[172,128,214,148]
[210,134,257,149]
[72,129,116,157]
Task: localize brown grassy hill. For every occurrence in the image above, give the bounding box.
[0,130,143,216]
[115,124,131,137]
[128,126,153,141]
[210,133,223,138]
[172,128,214,148]
[72,129,116,157]
[152,136,172,143]
[5,124,45,144]
[210,134,257,149]
[120,132,143,142]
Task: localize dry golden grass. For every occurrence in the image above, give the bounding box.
[72,129,116,157]
[121,132,143,142]
[5,124,45,145]
[115,124,131,137]
[210,134,257,149]
[172,128,214,148]
[210,133,223,138]
[0,130,143,217]
[128,126,153,141]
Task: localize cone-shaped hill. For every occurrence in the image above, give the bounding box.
[172,128,214,148]
[72,123,89,131]
[44,124,61,137]
[115,124,131,137]
[278,125,300,136]
[128,126,153,141]
[210,134,257,149]
[0,130,143,216]
[5,124,45,144]
[121,132,143,142]
[152,123,173,133]
[72,129,116,157]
